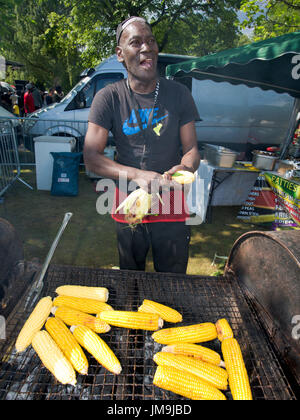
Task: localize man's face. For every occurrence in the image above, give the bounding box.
[116,22,159,84]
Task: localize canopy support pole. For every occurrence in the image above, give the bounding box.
[280,98,300,159]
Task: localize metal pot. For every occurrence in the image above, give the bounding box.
[204,143,238,168]
[252,150,278,171]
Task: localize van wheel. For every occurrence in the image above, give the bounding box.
[53,132,73,138]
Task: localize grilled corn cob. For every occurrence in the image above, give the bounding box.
[154,352,228,390]
[138,299,182,323]
[53,295,114,314]
[32,330,77,386]
[52,306,111,333]
[15,296,53,353]
[99,310,163,331]
[45,317,89,375]
[216,318,234,342]
[152,322,217,344]
[55,285,109,302]
[221,337,253,400]
[71,325,122,375]
[153,365,226,400]
[161,343,224,367]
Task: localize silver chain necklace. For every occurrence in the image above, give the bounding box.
[126,78,161,168]
[126,78,160,125]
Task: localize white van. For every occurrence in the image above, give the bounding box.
[189,77,295,159]
[26,54,196,147]
[27,54,295,157]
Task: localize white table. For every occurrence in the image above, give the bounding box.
[187,160,260,223]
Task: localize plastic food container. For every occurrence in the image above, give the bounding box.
[252,150,278,171]
[203,144,238,168]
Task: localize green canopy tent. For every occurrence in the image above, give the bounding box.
[166,31,300,157]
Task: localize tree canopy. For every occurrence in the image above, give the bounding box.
[240,0,300,40]
[0,0,298,91]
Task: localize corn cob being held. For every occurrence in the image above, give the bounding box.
[221,338,253,400]
[152,322,217,345]
[170,170,195,185]
[45,317,89,375]
[53,295,114,315]
[99,310,163,331]
[32,330,77,386]
[154,352,228,390]
[138,299,182,323]
[115,188,152,225]
[55,285,109,302]
[15,296,53,353]
[71,325,122,375]
[52,306,111,333]
[161,342,225,367]
[153,365,226,400]
[216,318,234,342]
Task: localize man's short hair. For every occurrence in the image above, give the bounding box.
[116,16,151,45]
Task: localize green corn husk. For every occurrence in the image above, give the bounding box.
[115,188,152,225]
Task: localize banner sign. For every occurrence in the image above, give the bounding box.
[264,172,300,226]
[237,173,300,230]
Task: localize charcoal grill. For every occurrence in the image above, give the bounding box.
[0,218,38,319]
[0,262,299,400]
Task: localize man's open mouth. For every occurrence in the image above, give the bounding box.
[140,58,154,69]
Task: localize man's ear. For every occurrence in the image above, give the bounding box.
[116,46,124,64]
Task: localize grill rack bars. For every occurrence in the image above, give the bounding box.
[0,265,297,400]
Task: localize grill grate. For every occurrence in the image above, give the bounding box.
[0,265,297,400]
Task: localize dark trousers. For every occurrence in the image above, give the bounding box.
[116,222,191,273]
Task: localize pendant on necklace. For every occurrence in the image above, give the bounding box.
[153,123,162,136]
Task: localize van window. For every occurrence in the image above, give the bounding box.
[95,74,124,93]
[82,73,124,108]
[67,72,124,110]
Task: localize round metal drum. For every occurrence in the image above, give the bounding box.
[0,218,24,284]
[0,218,24,312]
[225,230,300,388]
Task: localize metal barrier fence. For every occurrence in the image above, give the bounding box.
[0,119,33,199]
[0,116,89,166]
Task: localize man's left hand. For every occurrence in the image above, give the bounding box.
[160,165,191,190]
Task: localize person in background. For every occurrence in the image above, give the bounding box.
[45,88,55,106]
[84,16,200,274]
[11,93,20,116]
[19,87,25,116]
[54,85,64,103]
[32,84,43,110]
[23,83,35,115]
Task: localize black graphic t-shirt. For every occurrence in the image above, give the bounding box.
[88,77,200,174]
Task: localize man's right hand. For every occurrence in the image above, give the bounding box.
[132,170,163,193]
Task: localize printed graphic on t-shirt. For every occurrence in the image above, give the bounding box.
[122,107,168,136]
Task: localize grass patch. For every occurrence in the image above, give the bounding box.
[0,169,260,276]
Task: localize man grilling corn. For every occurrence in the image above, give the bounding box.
[84,16,200,273]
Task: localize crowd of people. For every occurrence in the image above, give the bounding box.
[0,83,64,117]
